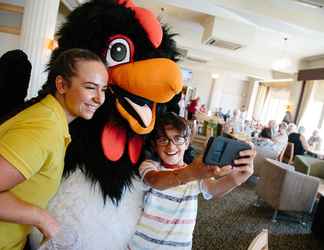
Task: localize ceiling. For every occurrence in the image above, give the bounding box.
[10,0,324,78]
[128,0,324,77]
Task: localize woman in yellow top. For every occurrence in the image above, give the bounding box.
[0,48,108,250]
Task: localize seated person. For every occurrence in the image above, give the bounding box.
[252,127,284,159]
[226,109,243,133]
[272,122,288,154]
[243,120,254,137]
[253,128,272,145]
[308,129,322,151]
[214,107,224,120]
[287,122,297,135]
[252,127,286,175]
[288,125,309,157]
[268,120,278,137]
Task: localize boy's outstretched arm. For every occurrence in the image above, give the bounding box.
[143,156,233,191]
[202,147,256,199]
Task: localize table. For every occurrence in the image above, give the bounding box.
[308,149,324,160]
[226,132,251,142]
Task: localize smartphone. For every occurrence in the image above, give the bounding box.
[203,136,251,166]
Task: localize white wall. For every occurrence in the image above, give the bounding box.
[179,60,255,114]
[186,69,213,107]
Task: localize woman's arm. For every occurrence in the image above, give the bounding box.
[0,154,25,191]
[143,157,233,190]
[0,155,59,239]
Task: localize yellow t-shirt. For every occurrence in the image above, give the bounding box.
[0,94,71,250]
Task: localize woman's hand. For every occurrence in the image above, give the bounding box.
[229,145,256,186]
[35,208,60,240]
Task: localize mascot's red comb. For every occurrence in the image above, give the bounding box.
[117,0,162,48]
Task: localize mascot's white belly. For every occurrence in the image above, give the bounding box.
[30,169,144,250]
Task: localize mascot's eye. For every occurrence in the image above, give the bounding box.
[106,38,133,67]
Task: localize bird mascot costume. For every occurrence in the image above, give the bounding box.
[30,0,183,249]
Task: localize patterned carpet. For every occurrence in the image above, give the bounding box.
[192,181,323,250]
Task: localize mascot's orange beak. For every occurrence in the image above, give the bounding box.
[108,58,183,134]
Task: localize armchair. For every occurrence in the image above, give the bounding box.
[294,155,324,179]
[256,158,320,223]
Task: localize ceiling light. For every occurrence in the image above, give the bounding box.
[272,37,292,72]
[212,73,219,79]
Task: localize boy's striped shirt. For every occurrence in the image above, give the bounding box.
[128,160,212,250]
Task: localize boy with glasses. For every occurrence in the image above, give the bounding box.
[127,112,255,250]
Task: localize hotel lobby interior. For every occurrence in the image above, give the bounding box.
[1,0,324,249]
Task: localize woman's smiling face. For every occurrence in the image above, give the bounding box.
[58,60,108,122]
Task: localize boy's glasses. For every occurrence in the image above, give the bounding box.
[156,136,187,146]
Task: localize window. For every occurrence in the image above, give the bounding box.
[299,80,324,140]
[260,87,290,124]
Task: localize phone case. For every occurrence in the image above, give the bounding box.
[203,136,251,166]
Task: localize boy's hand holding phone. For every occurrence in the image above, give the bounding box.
[190,155,233,180]
[229,145,256,185]
[200,136,256,183]
[203,136,252,167]
[189,136,256,182]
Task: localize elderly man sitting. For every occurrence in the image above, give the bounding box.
[252,124,288,175]
[253,124,288,156]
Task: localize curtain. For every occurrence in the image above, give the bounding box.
[260,88,289,124]
[296,81,315,125]
[260,88,272,124]
[253,85,268,121]
[314,80,324,102]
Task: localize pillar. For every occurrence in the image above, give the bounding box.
[20,0,60,99]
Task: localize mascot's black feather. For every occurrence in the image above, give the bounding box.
[49,0,183,205]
